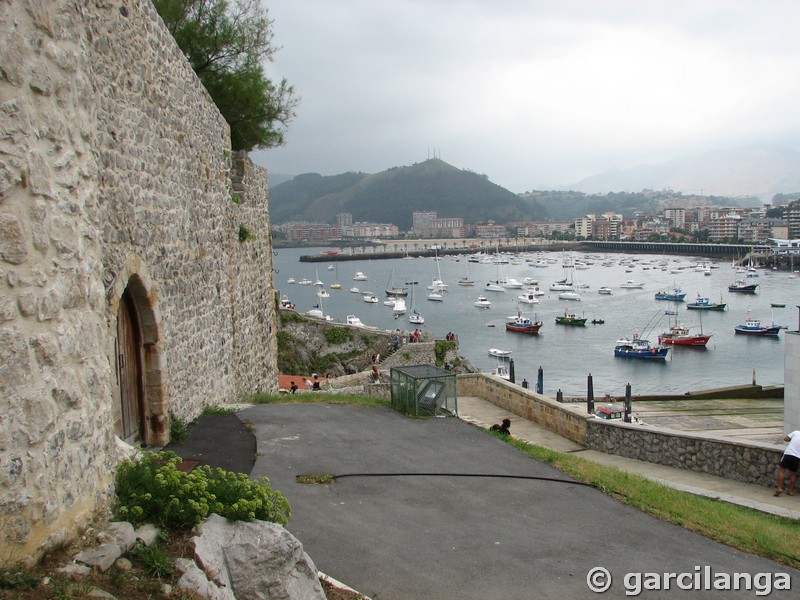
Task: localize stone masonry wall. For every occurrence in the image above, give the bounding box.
[585,419,783,487]
[1,0,114,566]
[460,375,783,487]
[0,0,277,566]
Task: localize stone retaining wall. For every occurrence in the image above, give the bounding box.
[457,374,588,444]
[585,419,783,487]
[459,374,783,487]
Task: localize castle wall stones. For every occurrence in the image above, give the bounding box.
[0,0,277,565]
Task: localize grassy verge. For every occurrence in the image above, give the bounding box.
[497,433,800,570]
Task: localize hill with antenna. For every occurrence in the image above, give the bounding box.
[267,158,548,229]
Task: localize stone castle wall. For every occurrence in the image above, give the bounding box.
[0,0,277,565]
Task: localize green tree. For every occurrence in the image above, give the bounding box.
[154,0,298,151]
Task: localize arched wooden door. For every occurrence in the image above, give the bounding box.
[116,290,145,444]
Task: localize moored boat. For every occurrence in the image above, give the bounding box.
[484,281,505,292]
[658,324,711,346]
[686,296,727,311]
[474,295,492,308]
[492,364,511,380]
[555,306,587,326]
[505,311,543,334]
[620,280,645,289]
[488,348,513,358]
[384,268,408,297]
[734,316,780,336]
[518,290,540,304]
[353,271,368,281]
[654,287,686,301]
[728,280,758,293]
[614,334,669,360]
[362,292,378,303]
[558,289,582,301]
[346,315,366,327]
[597,287,613,295]
[426,290,444,302]
[392,297,407,315]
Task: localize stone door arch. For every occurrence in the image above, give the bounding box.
[114,273,167,446]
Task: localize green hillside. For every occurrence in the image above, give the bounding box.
[268,159,548,230]
[267,159,762,230]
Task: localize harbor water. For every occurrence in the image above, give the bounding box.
[273,247,797,397]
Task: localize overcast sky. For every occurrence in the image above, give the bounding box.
[251,1,800,193]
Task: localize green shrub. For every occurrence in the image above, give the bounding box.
[279,311,304,324]
[113,451,290,529]
[434,340,457,365]
[169,413,188,444]
[323,326,353,344]
[238,224,256,242]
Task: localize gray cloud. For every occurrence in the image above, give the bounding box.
[252,0,800,192]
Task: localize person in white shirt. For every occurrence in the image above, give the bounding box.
[774,430,800,496]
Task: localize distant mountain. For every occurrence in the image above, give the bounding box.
[567,142,800,200]
[267,159,548,229]
[267,172,295,188]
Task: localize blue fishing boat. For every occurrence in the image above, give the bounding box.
[686,295,727,311]
[734,316,780,337]
[614,333,670,360]
[654,287,686,301]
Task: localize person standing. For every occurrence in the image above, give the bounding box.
[775,430,800,496]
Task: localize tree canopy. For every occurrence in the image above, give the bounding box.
[153,0,298,151]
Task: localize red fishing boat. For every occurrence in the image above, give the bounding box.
[658,324,712,346]
[505,309,543,334]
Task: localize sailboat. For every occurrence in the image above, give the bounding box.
[330,263,342,289]
[550,252,576,293]
[427,250,448,291]
[306,288,332,321]
[408,284,424,324]
[557,254,581,300]
[385,267,408,297]
[458,260,475,286]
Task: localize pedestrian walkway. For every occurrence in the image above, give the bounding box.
[457,395,800,520]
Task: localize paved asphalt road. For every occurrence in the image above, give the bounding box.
[243,404,799,600]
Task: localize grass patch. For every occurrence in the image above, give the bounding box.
[296,473,335,485]
[245,392,390,408]
[202,405,238,416]
[501,436,800,570]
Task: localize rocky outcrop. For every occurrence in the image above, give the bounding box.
[192,514,325,600]
[51,516,325,600]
